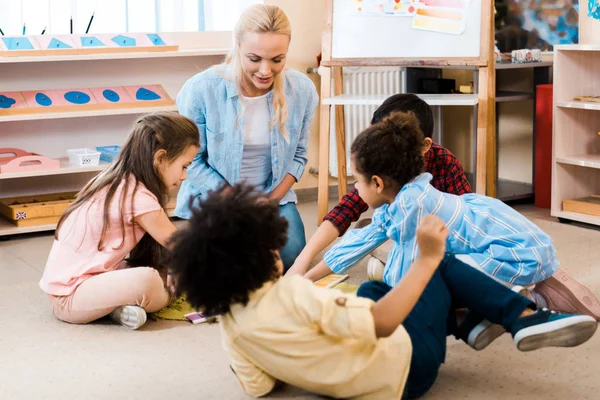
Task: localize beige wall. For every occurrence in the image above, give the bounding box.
[580,10,600,43]
[266,0,327,190]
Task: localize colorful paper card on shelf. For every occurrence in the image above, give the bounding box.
[36,35,76,50]
[90,87,133,104]
[0,92,27,110]
[111,34,137,47]
[125,85,171,103]
[21,90,68,108]
[79,35,108,48]
[1,36,36,50]
[412,0,470,35]
[54,88,98,106]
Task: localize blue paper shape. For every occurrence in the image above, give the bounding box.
[64,91,91,104]
[0,95,16,109]
[136,88,161,101]
[35,93,52,107]
[147,34,166,46]
[81,36,105,47]
[48,38,72,49]
[589,1,600,21]
[102,89,121,103]
[112,35,136,47]
[2,37,34,50]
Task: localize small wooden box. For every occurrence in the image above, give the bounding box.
[0,192,77,227]
[563,195,600,217]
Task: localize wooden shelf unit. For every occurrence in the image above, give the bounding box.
[0,31,230,237]
[551,45,600,226]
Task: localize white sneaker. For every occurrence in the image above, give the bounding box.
[367,257,385,281]
[109,305,147,330]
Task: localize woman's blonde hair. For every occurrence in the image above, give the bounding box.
[224,4,291,139]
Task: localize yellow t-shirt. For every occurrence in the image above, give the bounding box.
[220,275,412,399]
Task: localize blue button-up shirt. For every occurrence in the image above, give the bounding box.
[175,66,319,218]
[324,173,559,287]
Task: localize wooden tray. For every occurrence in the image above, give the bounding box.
[0,192,77,227]
[563,195,600,217]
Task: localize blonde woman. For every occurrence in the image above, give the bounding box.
[175,4,318,271]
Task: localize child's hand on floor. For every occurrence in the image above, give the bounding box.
[416,215,449,266]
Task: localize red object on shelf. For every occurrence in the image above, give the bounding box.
[535,84,553,209]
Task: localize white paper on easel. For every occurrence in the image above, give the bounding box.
[352,0,417,16]
[333,0,481,59]
[412,0,470,35]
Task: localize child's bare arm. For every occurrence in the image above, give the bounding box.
[303,259,335,282]
[286,221,340,276]
[135,209,177,248]
[371,215,449,338]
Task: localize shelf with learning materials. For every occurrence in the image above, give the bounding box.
[0,208,178,237]
[551,45,600,226]
[321,93,479,106]
[0,31,231,237]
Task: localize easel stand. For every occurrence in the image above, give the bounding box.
[317,0,496,223]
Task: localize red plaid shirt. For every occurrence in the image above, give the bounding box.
[324,142,472,235]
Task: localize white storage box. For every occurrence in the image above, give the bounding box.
[67,148,101,166]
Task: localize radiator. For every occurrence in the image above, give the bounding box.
[329,66,403,177]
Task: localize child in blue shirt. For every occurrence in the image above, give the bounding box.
[306,111,600,350]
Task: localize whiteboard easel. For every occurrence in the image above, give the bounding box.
[317,0,496,223]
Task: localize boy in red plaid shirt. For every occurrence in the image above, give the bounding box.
[288,93,600,323]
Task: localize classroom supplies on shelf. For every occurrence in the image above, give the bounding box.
[0,84,173,117]
[0,33,178,57]
[96,145,121,162]
[67,148,101,166]
[0,148,60,175]
[0,191,77,227]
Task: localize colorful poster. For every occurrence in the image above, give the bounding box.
[589,0,600,20]
[353,0,418,16]
[352,0,471,35]
[495,1,579,51]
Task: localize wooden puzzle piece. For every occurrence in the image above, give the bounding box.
[125,85,168,102]
[54,88,97,106]
[22,90,69,108]
[89,86,133,104]
[111,34,137,47]
[1,36,35,50]
[0,92,26,110]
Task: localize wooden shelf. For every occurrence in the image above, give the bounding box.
[0,104,178,123]
[556,155,600,169]
[557,101,600,111]
[496,91,534,102]
[0,158,109,180]
[0,208,177,237]
[0,47,230,64]
[552,210,600,226]
[496,179,533,202]
[322,93,478,106]
[554,44,600,52]
[495,61,553,70]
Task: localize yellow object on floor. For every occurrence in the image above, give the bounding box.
[150,295,196,321]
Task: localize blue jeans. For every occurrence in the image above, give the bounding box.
[357,254,533,399]
[279,203,306,272]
